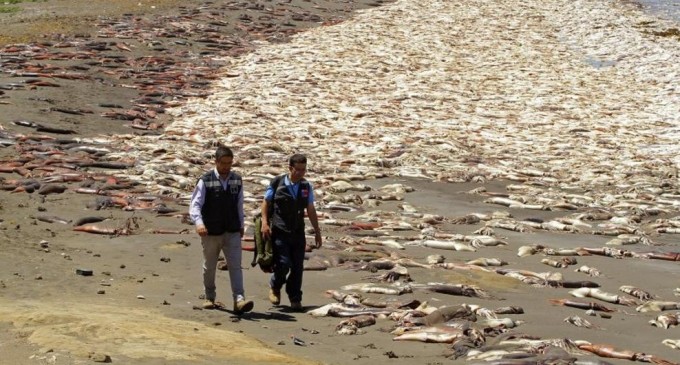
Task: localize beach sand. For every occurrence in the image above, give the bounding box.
[1,1,680,365]
[2,177,679,365]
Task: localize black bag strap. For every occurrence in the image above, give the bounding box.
[266,174,285,218]
[250,213,262,267]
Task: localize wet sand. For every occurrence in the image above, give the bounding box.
[1,1,680,365]
[1,175,679,365]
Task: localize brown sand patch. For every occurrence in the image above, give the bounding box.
[0,298,317,364]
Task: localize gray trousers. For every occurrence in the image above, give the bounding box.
[201,231,244,302]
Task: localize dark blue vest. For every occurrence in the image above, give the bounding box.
[270,174,310,234]
[200,171,241,235]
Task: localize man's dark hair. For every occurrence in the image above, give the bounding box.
[215,146,234,160]
[289,153,307,166]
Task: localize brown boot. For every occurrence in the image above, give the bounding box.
[269,288,281,305]
[233,299,254,314]
[202,300,225,310]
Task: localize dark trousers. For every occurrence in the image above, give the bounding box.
[269,228,306,303]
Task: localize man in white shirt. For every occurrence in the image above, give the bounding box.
[189,146,253,314]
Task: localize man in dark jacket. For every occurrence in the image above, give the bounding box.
[189,146,253,314]
[260,153,322,312]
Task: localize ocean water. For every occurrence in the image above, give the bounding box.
[637,0,680,23]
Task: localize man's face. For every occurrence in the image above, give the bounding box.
[216,155,233,177]
[289,162,307,182]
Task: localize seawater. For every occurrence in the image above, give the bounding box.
[636,0,680,23]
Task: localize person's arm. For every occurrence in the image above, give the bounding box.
[189,179,208,236]
[306,185,322,248]
[307,202,322,248]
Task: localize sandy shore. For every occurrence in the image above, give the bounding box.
[2,176,679,365]
[2,0,680,364]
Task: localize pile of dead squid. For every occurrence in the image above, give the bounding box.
[100,0,680,213]
[0,37,233,133]
[0,127,192,235]
[310,282,680,364]
[0,0,363,134]
[2,0,680,362]
[0,1,382,233]
[49,0,679,362]
[289,178,678,363]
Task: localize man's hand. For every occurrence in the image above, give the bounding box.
[261,223,271,239]
[196,224,208,237]
[314,231,322,248]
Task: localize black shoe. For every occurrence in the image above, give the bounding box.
[290,301,304,312]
